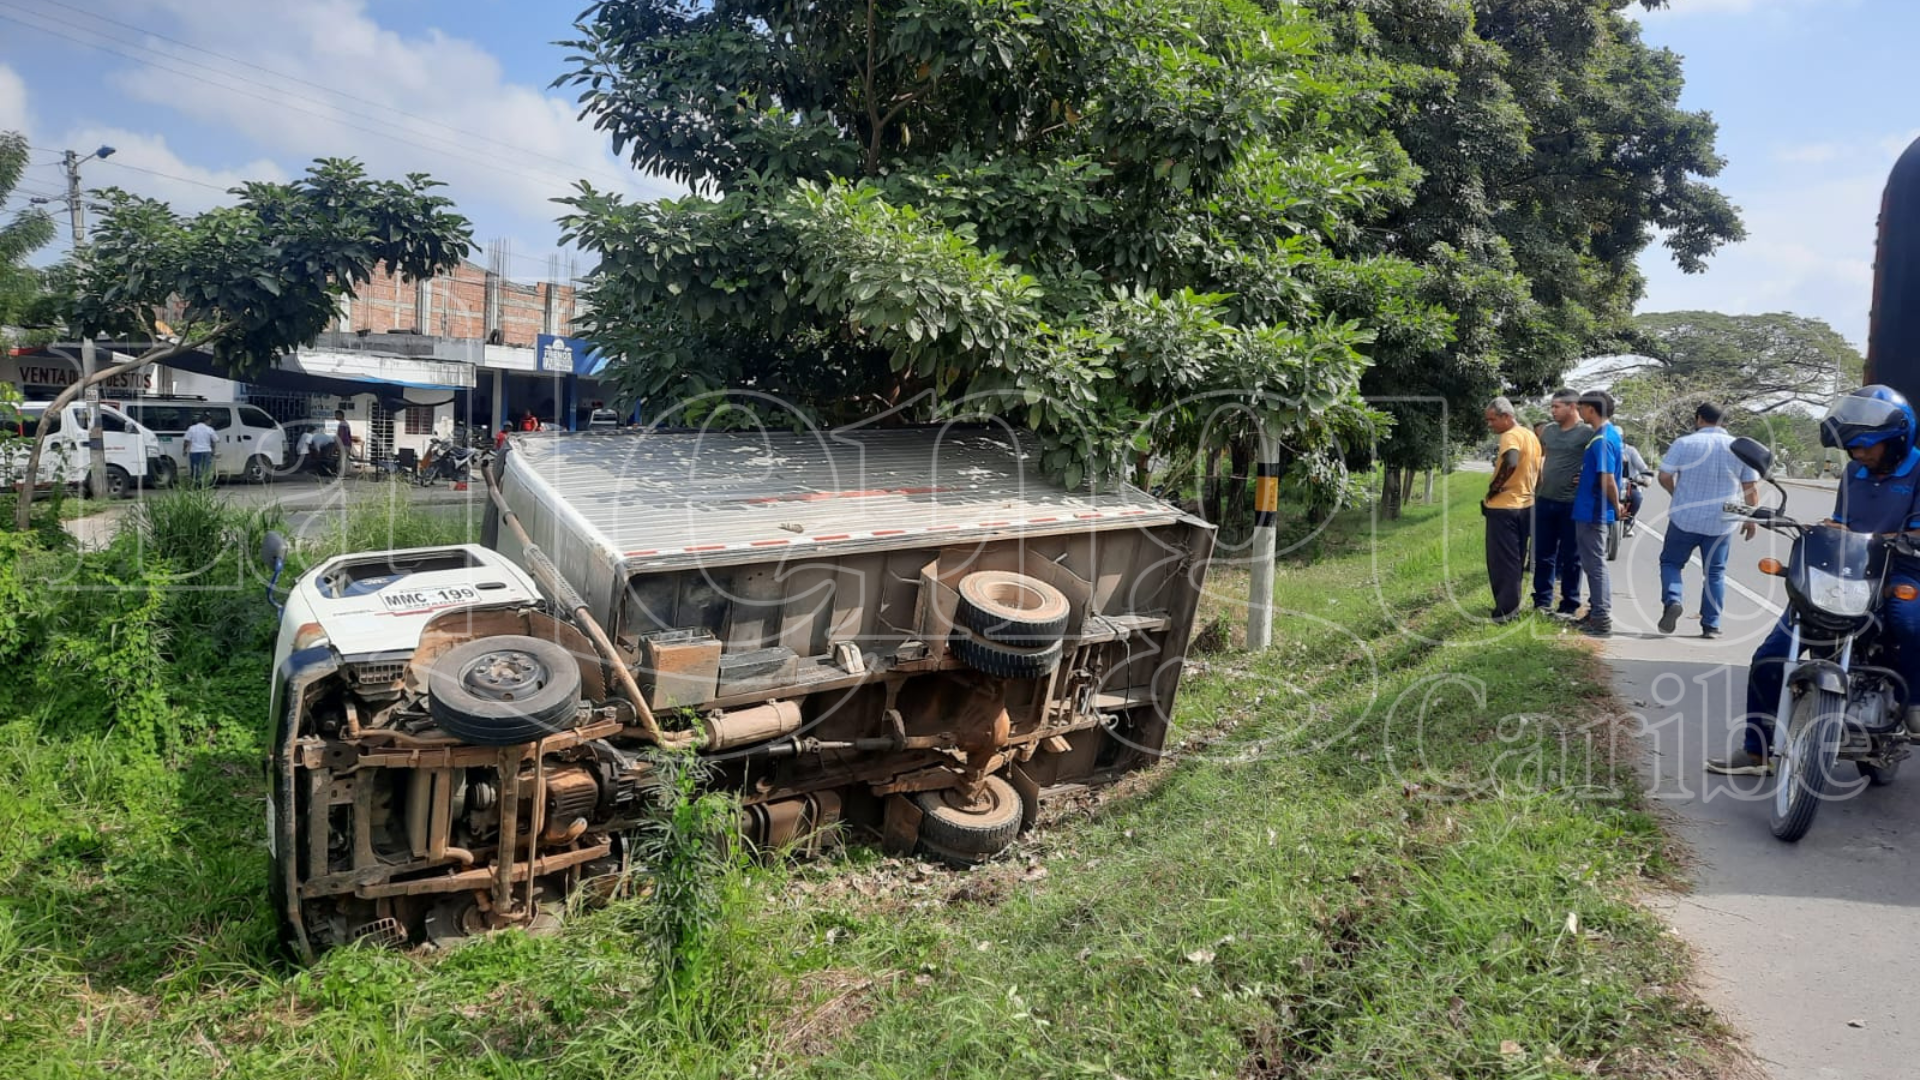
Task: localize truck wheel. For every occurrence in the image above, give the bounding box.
[246,455,274,484]
[912,775,1023,865]
[953,570,1070,647]
[951,631,1063,679]
[427,636,583,745]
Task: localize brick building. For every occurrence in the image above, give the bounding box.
[337,260,580,347]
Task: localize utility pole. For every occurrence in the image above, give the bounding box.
[1245,428,1281,650]
[61,146,115,499]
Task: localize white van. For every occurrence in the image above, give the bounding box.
[3,401,162,499]
[121,400,287,483]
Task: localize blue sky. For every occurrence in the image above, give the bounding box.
[0,0,1909,351]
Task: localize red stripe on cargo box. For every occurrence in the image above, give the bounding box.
[624,550,658,557]
[1029,517,1058,523]
[872,529,906,536]
[685,544,727,552]
[927,524,961,531]
[1075,512,1102,519]
[751,539,792,547]
[812,533,851,541]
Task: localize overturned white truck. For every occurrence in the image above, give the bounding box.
[267,425,1213,958]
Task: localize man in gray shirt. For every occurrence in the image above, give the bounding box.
[1531,388,1595,615]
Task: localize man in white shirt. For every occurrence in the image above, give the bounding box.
[1656,402,1760,638]
[184,413,218,485]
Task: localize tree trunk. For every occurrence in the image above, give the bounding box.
[1400,467,1416,508]
[1224,439,1253,526]
[1381,466,1402,520]
[1423,469,1435,504]
[1203,447,1224,524]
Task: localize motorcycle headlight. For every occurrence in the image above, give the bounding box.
[1806,565,1875,616]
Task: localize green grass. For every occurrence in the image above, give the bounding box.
[0,475,1728,1078]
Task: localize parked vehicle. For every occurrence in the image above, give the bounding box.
[3,400,161,498]
[1723,437,1913,841]
[121,399,287,483]
[414,436,481,486]
[263,426,1214,958]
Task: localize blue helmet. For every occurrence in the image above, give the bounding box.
[1821,384,1917,461]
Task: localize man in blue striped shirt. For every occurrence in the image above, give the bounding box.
[1656,402,1759,638]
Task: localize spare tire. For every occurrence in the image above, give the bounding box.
[953,571,1070,647]
[950,631,1063,680]
[427,636,583,745]
[912,775,1023,865]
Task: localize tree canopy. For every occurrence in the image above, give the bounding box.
[556,0,1451,488]
[553,0,1740,495]
[0,132,58,341]
[1303,0,1744,471]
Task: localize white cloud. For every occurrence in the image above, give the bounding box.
[0,64,28,135]
[77,0,677,265]
[1636,139,1919,350]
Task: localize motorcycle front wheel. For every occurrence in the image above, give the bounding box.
[1771,687,1846,841]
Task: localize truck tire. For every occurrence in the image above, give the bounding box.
[913,775,1023,865]
[953,570,1070,647]
[951,631,1063,680]
[246,454,274,485]
[427,636,583,746]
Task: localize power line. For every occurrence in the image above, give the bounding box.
[0,6,610,196]
[95,157,236,193]
[20,0,638,191]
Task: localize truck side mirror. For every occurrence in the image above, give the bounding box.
[1729,437,1773,480]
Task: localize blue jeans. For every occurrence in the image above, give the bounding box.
[188,451,213,484]
[1531,498,1581,611]
[1743,573,1920,755]
[1658,526,1732,630]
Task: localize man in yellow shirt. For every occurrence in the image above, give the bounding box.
[1483,397,1543,622]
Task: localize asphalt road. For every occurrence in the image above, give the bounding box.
[1599,479,1920,1080]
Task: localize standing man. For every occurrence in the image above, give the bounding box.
[1570,391,1624,637]
[334,410,354,480]
[1531,389,1595,616]
[184,413,217,485]
[1656,403,1759,639]
[1483,397,1542,622]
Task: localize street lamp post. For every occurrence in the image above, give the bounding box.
[61,146,114,498]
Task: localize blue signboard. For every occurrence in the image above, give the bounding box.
[536,334,599,374]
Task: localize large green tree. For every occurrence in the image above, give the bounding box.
[556,0,1453,491]
[14,159,472,528]
[1605,310,1861,460]
[1303,0,1744,484]
[0,132,58,341]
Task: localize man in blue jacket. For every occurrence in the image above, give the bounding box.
[1570,391,1624,638]
[1710,385,1920,774]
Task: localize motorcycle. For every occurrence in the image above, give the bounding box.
[414,436,481,486]
[1723,436,1914,841]
[1605,472,1656,561]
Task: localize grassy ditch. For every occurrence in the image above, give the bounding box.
[0,476,1726,1078]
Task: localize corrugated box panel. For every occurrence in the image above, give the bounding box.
[503,426,1183,573]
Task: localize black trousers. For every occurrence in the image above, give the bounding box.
[1484,505,1532,618]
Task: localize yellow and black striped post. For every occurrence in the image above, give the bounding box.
[1247,447,1280,650]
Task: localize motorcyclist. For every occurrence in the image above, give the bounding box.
[1710,385,1920,775]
